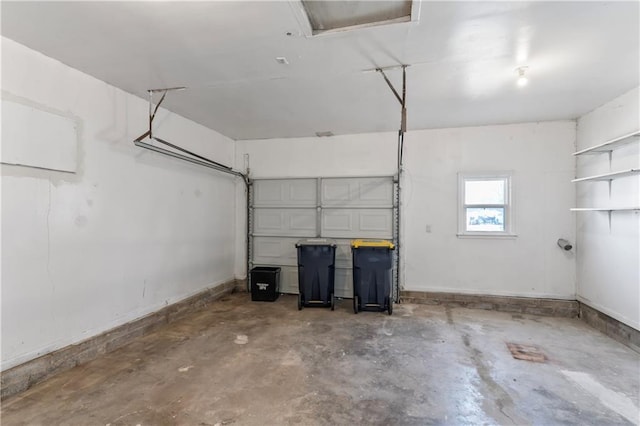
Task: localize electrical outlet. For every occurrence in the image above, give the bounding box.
[425,225,432,233]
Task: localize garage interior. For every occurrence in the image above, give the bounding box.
[1,1,639,425]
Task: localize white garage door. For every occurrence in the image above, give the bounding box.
[250,176,397,299]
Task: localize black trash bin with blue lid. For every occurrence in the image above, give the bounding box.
[295,238,337,310]
[351,239,395,315]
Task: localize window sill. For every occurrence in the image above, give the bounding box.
[456,233,518,239]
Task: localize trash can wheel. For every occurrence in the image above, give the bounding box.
[386,296,393,316]
[331,293,335,311]
[353,295,359,314]
[298,293,303,311]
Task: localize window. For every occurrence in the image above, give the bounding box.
[458,173,514,237]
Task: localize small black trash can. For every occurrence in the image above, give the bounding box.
[296,239,337,310]
[250,267,281,302]
[351,240,395,315]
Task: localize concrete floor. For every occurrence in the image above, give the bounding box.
[2,293,639,426]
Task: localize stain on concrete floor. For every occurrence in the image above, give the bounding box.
[505,342,547,363]
[2,293,639,425]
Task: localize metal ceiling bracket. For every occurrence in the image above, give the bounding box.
[133,87,249,184]
[376,65,408,168]
[377,68,403,105]
[148,86,187,93]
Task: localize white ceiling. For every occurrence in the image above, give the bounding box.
[2,1,638,140]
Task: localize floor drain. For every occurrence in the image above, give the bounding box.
[506,342,547,363]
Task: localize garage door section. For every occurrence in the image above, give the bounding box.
[251,179,317,294]
[250,177,396,298]
[321,177,393,239]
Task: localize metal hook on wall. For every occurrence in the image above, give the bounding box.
[557,238,573,251]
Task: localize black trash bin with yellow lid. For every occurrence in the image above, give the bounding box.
[351,239,395,315]
[296,238,337,310]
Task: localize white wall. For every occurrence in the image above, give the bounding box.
[1,38,239,370]
[235,122,576,299]
[403,122,576,298]
[576,87,640,330]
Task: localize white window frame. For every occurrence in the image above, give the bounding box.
[457,172,516,238]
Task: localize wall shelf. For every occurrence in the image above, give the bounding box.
[572,168,639,183]
[572,131,639,217]
[573,131,640,156]
[571,207,640,228]
[570,207,640,212]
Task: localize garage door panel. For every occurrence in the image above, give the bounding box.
[290,213,316,232]
[251,176,394,298]
[322,209,393,239]
[335,268,353,298]
[333,238,354,269]
[254,179,316,207]
[278,266,299,294]
[322,210,352,232]
[322,177,392,207]
[360,211,393,233]
[359,179,393,204]
[254,209,317,237]
[253,237,298,266]
[322,180,350,203]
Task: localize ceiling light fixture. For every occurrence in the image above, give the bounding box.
[516,66,529,87]
[275,57,289,65]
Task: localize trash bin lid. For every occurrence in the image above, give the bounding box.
[351,239,395,249]
[296,238,337,247]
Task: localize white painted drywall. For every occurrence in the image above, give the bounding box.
[235,122,576,299]
[402,122,576,298]
[576,87,640,330]
[1,38,239,370]
[2,98,79,172]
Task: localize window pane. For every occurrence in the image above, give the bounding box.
[465,179,505,204]
[466,207,505,232]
